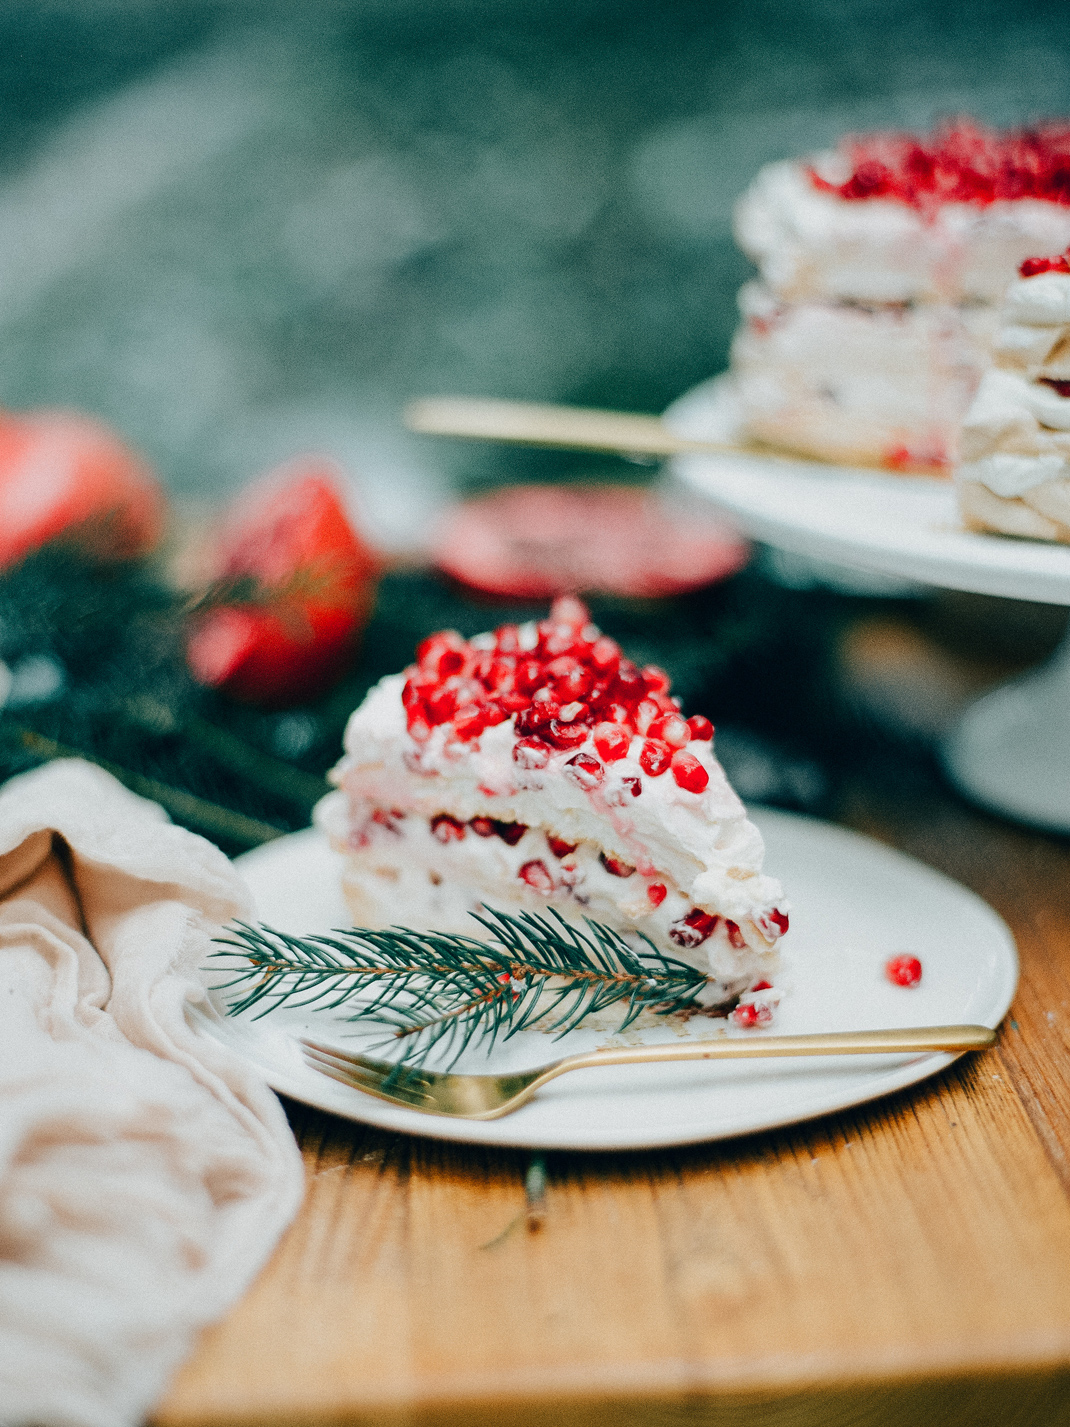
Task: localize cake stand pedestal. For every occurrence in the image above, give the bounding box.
[668,377,1070,833]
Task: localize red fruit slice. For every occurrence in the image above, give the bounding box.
[0,408,164,569]
[432,484,749,599]
[187,459,378,706]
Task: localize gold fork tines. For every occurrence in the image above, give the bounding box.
[299,1024,997,1121]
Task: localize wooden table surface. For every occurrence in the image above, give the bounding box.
[154,627,1070,1427]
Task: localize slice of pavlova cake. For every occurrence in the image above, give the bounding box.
[315,597,789,1021]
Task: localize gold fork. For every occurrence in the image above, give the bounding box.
[299,1024,996,1120]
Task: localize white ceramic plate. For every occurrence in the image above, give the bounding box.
[189,810,1017,1151]
[666,376,1070,606]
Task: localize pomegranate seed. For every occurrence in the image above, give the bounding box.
[600,851,635,878]
[545,719,591,750]
[669,908,718,948]
[602,702,633,726]
[885,954,923,987]
[558,700,589,724]
[495,624,520,652]
[686,715,714,741]
[539,621,578,657]
[513,736,551,769]
[492,820,527,845]
[671,751,709,793]
[519,859,554,893]
[647,882,667,907]
[548,656,592,701]
[512,658,541,694]
[407,713,432,742]
[564,751,604,788]
[430,814,466,843]
[641,665,671,695]
[499,692,529,714]
[639,739,673,776]
[481,701,509,726]
[751,980,772,992]
[634,699,661,735]
[550,594,589,629]
[593,721,631,762]
[548,834,578,857]
[488,656,518,692]
[731,1003,760,1029]
[725,920,747,950]
[649,713,690,748]
[416,630,467,677]
[621,775,642,797]
[769,909,789,936]
[613,662,645,700]
[590,636,620,672]
[371,808,403,832]
[452,703,488,741]
[470,816,495,837]
[515,701,559,735]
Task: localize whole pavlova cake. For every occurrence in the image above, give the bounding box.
[316,597,789,1019]
[729,122,1070,474]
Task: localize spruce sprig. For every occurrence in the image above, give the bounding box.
[210,907,711,1066]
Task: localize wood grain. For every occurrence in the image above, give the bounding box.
[155,778,1070,1427]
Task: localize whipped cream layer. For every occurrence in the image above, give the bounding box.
[731,281,992,469]
[735,158,1070,304]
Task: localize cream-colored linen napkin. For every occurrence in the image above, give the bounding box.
[0,760,305,1427]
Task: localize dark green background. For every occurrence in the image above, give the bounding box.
[0,1,1068,547]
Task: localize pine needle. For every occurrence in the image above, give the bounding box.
[210,907,711,1066]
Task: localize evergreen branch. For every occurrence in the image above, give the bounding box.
[210,908,711,1065]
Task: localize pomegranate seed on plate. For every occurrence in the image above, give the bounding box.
[641,665,671,695]
[885,954,923,987]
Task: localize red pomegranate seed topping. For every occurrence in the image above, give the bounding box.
[602,702,633,727]
[649,713,690,748]
[590,635,620,671]
[515,701,559,735]
[452,703,489,741]
[641,664,671,695]
[669,908,718,948]
[513,736,551,769]
[517,657,545,694]
[492,820,527,845]
[600,851,635,878]
[639,739,673,776]
[550,594,590,628]
[470,816,495,837]
[647,882,667,907]
[430,814,466,843]
[634,699,660,735]
[671,751,709,793]
[407,712,432,742]
[547,656,592,701]
[725,920,747,950]
[751,979,772,992]
[1020,250,1070,277]
[686,714,714,741]
[769,909,789,936]
[416,630,467,678]
[885,954,923,987]
[613,663,645,700]
[495,624,520,652]
[519,859,554,893]
[564,751,604,788]
[731,1003,761,1029]
[809,123,1070,211]
[621,775,642,798]
[557,700,589,724]
[593,721,632,762]
[539,622,578,658]
[547,834,578,858]
[545,719,591,750]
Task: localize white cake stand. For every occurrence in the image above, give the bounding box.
[666,377,1070,833]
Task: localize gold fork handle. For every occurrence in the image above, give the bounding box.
[404,395,739,458]
[542,1024,996,1084]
